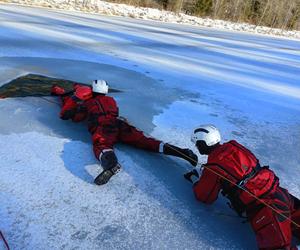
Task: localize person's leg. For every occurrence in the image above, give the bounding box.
[92,125,120,185]
[118,119,198,166]
[118,119,161,151]
[92,129,116,161]
[250,188,294,249]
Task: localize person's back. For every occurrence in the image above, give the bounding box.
[83,94,119,134]
[185,125,299,249]
[199,140,278,213]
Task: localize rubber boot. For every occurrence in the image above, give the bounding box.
[94,164,121,185]
[94,149,121,185]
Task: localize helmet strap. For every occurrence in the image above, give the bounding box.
[93,92,106,97]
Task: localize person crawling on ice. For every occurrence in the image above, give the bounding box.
[184,124,300,250]
[51,80,198,185]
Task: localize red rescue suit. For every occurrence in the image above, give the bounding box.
[60,93,161,160]
[193,140,300,250]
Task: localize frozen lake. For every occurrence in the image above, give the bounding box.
[0,3,300,249]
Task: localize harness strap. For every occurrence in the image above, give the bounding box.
[88,99,110,130]
[237,163,262,188]
[94,99,107,116]
[204,163,240,181]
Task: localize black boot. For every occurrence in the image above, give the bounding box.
[94,150,121,185]
[94,164,121,185]
[163,144,198,166]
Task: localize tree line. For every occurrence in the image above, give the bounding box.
[109,0,300,30]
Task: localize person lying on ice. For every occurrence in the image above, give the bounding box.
[184,124,300,250]
[51,80,198,185]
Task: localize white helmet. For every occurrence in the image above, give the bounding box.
[92,79,109,94]
[191,124,221,147]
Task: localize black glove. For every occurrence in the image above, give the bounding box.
[184,168,201,184]
[184,149,198,167]
[60,109,76,120]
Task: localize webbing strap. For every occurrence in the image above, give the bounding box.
[204,163,240,181]
[237,163,262,187]
[206,162,275,201]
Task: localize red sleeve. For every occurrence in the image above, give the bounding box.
[60,97,87,122]
[193,167,221,204]
[60,97,77,120]
[71,102,88,122]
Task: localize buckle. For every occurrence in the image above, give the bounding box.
[238,167,258,187]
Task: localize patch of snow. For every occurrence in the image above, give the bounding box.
[1,0,300,39]
[0,131,251,249]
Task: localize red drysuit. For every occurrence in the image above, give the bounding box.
[59,90,161,160]
[193,140,300,250]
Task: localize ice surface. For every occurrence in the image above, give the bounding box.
[0,4,299,249]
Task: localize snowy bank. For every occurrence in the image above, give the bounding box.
[1,0,300,40]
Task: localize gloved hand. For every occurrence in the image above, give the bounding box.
[50,85,65,96]
[184,167,202,184]
[184,149,198,167]
[60,109,76,120]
